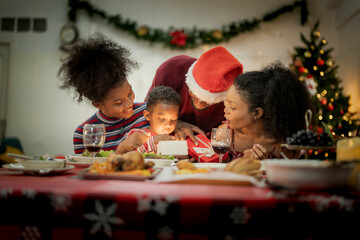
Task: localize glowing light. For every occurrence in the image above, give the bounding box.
[320,71,324,76]
[319,115,323,120]
[314,151,318,155]
[341,134,345,137]
[304,69,308,73]
[325,153,329,157]
[332,132,335,135]
[335,92,339,97]
[311,45,315,50]
[343,116,348,121]
[320,50,324,54]
[329,115,333,119]
[322,40,327,44]
[313,66,318,71]
[330,98,334,102]
[349,132,352,136]
[349,120,352,124]
[317,94,321,98]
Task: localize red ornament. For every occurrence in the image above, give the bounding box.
[307,74,313,79]
[316,59,324,66]
[321,98,327,105]
[340,110,344,115]
[327,103,334,111]
[170,30,187,47]
[298,67,306,73]
[338,124,342,129]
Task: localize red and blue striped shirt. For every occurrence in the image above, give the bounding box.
[73,102,149,154]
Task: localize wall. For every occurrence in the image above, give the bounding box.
[0,0,358,156]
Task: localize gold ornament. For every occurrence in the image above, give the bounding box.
[137,26,148,36]
[211,30,223,39]
[313,31,321,38]
[326,60,333,67]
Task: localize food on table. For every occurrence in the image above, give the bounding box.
[141,152,176,160]
[285,130,333,147]
[82,149,114,157]
[175,160,210,174]
[89,151,155,175]
[224,158,261,176]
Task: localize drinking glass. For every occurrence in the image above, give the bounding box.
[211,128,231,163]
[83,124,106,164]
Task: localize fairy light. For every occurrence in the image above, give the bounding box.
[329,115,333,119]
[332,132,335,135]
[311,45,315,50]
[349,132,352,136]
[304,69,308,73]
[314,151,318,155]
[313,66,318,71]
[320,50,324,54]
[335,92,339,97]
[330,98,334,102]
[319,115,323,120]
[349,120,352,124]
[317,93,321,99]
[322,40,327,44]
[343,116,348,121]
[325,153,329,157]
[320,71,324,76]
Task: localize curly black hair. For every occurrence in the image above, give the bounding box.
[58,33,138,103]
[146,86,182,111]
[233,62,315,142]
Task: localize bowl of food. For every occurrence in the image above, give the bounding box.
[263,159,354,190]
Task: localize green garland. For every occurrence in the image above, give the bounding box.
[67,0,308,50]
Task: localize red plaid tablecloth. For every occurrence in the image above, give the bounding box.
[0,167,359,240]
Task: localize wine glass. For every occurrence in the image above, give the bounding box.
[83,124,106,164]
[211,128,231,163]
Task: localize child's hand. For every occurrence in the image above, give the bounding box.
[115,132,149,154]
[153,134,175,144]
[243,144,267,160]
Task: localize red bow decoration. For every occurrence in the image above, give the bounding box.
[170,30,187,47]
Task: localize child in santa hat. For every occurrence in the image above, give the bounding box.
[146,46,243,144]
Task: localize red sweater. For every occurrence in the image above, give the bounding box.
[147,55,225,134]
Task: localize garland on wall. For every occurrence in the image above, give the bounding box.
[65,0,308,50]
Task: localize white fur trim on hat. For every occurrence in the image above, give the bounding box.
[185,61,227,104]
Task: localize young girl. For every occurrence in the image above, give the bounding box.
[221,62,314,160]
[58,34,149,154]
[126,86,182,153]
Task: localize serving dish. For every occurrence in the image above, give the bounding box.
[263,159,354,190]
[79,168,162,181]
[68,154,107,163]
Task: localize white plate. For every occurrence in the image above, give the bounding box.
[263,159,354,190]
[66,160,91,168]
[68,154,107,163]
[144,158,176,167]
[15,159,65,169]
[193,162,227,169]
[3,164,75,175]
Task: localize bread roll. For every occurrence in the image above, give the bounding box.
[224,158,261,174]
[176,160,197,170]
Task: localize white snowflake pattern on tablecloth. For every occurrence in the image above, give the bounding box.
[22,226,41,240]
[50,193,72,212]
[306,195,354,212]
[137,195,179,216]
[157,225,174,240]
[84,200,124,237]
[265,190,288,199]
[0,188,13,198]
[230,206,250,225]
[22,189,36,199]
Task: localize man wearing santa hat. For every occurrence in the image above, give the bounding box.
[146,46,243,144]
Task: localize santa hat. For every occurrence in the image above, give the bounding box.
[185,46,243,104]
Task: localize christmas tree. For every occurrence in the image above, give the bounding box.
[290,21,358,139]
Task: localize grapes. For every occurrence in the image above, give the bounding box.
[286,130,333,146]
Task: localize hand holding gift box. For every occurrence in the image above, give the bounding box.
[187,134,228,163]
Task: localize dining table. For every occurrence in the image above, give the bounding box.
[0,164,359,240]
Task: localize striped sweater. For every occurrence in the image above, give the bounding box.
[73,102,149,154]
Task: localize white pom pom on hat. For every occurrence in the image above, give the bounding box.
[185,46,243,104]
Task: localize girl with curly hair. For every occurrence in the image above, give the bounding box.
[58,34,149,154]
[220,62,314,160]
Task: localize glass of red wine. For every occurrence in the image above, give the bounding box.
[211,128,231,163]
[83,124,106,165]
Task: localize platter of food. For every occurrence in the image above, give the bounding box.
[153,160,265,187]
[78,151,160,181]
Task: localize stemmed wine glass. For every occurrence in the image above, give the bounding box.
[83,124,106,164]
[211,128,231,163]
